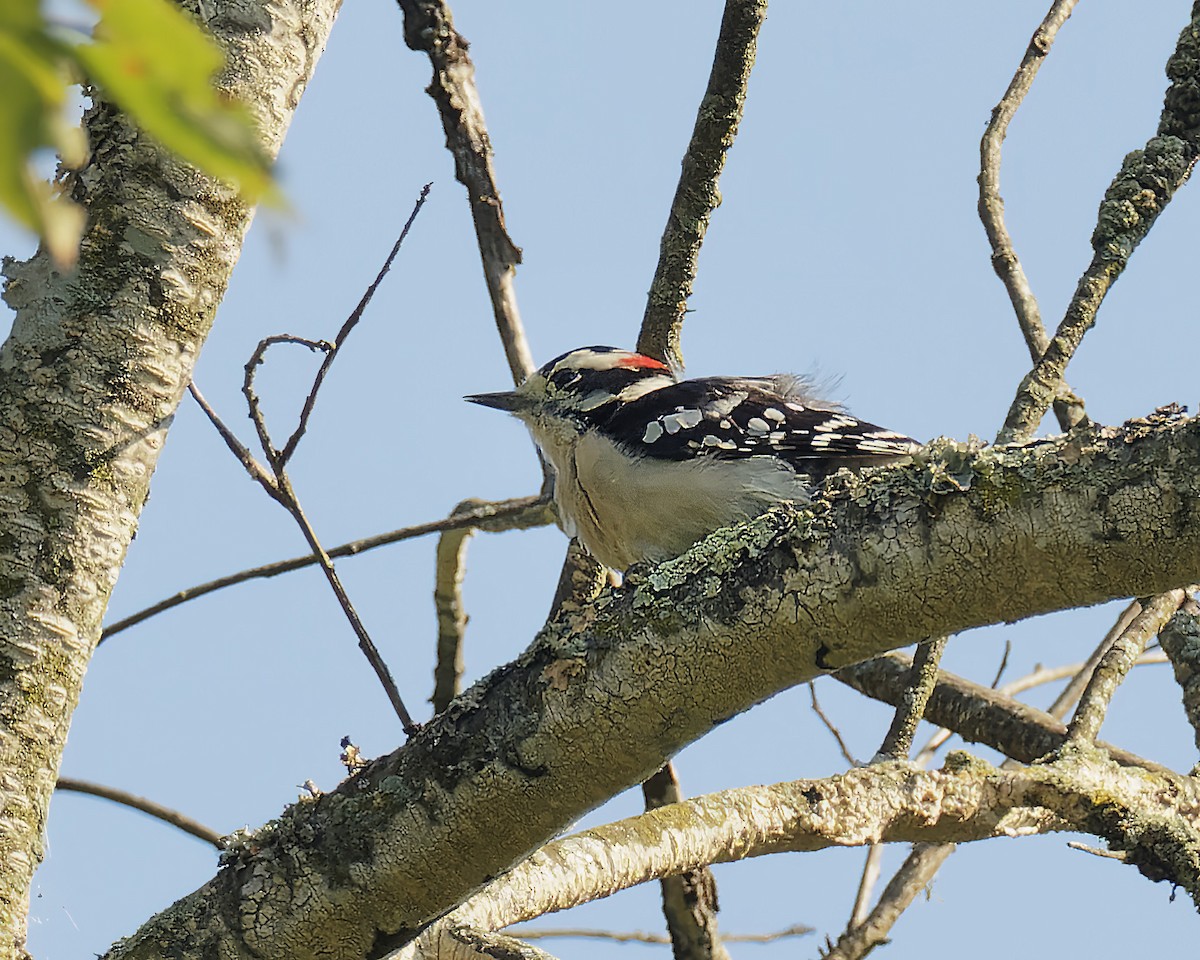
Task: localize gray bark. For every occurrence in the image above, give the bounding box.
[103,413,1200,959]
[0,0,342,952]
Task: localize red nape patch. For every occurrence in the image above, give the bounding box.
[615,353,669,371]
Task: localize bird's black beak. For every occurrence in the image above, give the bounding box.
[465,390,524,413]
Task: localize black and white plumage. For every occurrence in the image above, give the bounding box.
[468,346,920,570]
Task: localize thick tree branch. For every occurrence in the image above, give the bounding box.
[103,413,1200,959]
[0,0,338,948]
[401,752,1199,958]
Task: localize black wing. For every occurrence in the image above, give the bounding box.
[601,376,920,474]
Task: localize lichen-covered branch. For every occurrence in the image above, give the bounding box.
[102,413,1200,959]
[641,764,730,960]
[637,0,768,367]
[838,651,1167,774]
[999,5,1200,443]
[400,752,1199,959]
[1159,597,1200,752]
[0,0,339,948]
[1066,588,1189,744]
[978,0,1086,432]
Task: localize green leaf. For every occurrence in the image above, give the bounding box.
[74,0,274,199]
[0,0,86,265]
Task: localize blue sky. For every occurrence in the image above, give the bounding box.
[4,1,1198,956]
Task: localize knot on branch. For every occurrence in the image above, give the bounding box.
[1091,137,1194,264]
[1160,10,1200,149]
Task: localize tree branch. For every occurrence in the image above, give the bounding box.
[1159,597,1200,753]
[999,6,1200,443]
[637,0,768,367]
[100,496,551,642]
[0,0,340,948]
[642,764,730,960]
[978,0,1087,433]
[1067,588,1189,744]
[102,414,1200,958]
[397,0,534,385]
[55,778,223,848]
[401,753,1199,959]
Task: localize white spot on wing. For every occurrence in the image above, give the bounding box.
[642,421,664,443]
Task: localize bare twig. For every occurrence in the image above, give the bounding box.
[1066,841,1130,862]
[978,0,1088,432]
[999,6,1200,443]
[196,377,417,730]
[876,636,949,760]
[241,334,332,464]
[1158,597,1200,752]
[278,183,432,464]
[397,0,534,385]
[100,496,551,642]
[1066,589,1189,745]
[637,0,768,368]
[1042,599,1142,719]
[188,190,439,733]
[508,925,814,945]
[55,778,223,848]
[847,845,884,931]
[836,652,1170,775]
[808,682,859,766]
[279,473,418,730]
[188,383,281,502]
[642,764,731,960]
[822,843,956,960]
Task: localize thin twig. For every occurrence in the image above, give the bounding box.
[188,383,281,502]
[642,763,731,960]
[637,0,768,368]
[1044,599,1142,719]
[275,471,418,731]
[876,636,949,760]
[509,925,813,945]
[101,495,551,642]
[397,1,534,385]
[821,844,955,960]
[278,182,432,464]
[189,192,439,732]
[999,5,1200,443]
[1066,589,1189,745]
[978,0,1087,432]
[1066,841,1130,862]
[808,682,858,767]
[241,334,332,464]
[836,652,1170,775]
[55,778,223,848]
[847,845,884,931]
